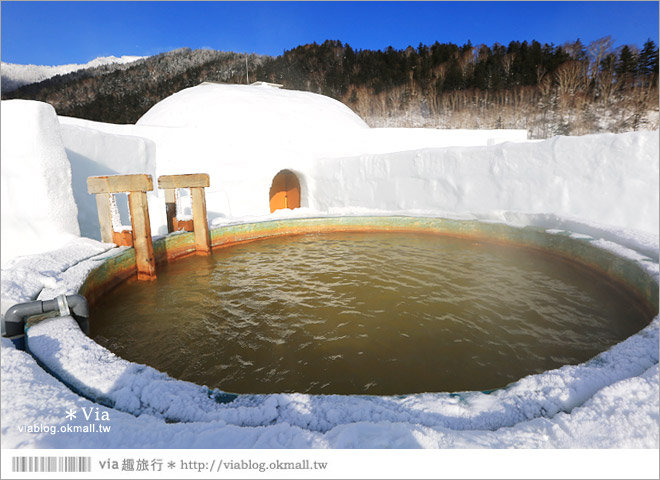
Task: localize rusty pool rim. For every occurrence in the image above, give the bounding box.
[22,214,656,422]
[79,216,659,318]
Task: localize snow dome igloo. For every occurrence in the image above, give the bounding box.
[132,82,370,217]
[1,84,658,448]
[136,82,370,134]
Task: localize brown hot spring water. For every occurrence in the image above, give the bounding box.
[91,232,651,395]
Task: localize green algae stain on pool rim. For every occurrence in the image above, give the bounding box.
[79,217,659,395]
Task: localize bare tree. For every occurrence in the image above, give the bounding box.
[588,36,614,81]
[501,53,516,82]
[554,60,589,110]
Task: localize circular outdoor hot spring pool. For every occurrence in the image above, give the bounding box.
[90,231,652,395]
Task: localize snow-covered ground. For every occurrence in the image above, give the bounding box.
[0,84,658,456]
[1,55,146,93]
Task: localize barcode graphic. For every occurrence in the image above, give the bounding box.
[11,456,92,473]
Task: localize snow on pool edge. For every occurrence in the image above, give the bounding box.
[2,213,659,448]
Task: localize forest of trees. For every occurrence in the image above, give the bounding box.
[4,37,658,138]
[256,38,659,137]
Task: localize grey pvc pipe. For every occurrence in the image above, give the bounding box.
[2,294,89,338]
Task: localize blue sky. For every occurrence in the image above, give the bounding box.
[2,1,658,65]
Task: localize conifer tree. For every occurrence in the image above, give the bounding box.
[616,45,637,83]
[637,39,659,78]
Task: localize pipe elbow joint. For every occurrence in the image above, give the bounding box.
[67,294,90,319]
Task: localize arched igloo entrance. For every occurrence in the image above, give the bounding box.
[269,170,301,213]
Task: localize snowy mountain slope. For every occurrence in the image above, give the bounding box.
[0,55,146,93]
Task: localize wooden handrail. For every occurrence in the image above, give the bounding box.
[157,174,211,255]
[87,174,156,280]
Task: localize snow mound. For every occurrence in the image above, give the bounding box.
[136,83,369,136]
[1,55,146,93]
[0,100,80,267]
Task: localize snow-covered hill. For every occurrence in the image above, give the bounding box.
[0,55,146,93]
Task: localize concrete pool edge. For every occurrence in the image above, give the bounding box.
[23,215,660,432]
[80,216,659,314]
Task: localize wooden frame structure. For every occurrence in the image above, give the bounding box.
[157,173,211,255]
[87,174,156,280]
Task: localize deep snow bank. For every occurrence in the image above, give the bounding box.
[59,123,157,239]
[309,131,660,234]
[1,100,80,267]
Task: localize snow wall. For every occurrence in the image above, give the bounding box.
[1,100,80,266]
[56,122,658,241]
[56,113,660,238]
[307,131,660,234]
[58,120,654,235]
[3,88,657,267]
[59,123,157,239]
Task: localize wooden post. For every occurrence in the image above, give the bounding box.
[95,193,114,243]
[128,191,157,280]
[191,187,211,254]
[88,174,156,280]
[158,174,211,255]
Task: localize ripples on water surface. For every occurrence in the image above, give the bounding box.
[92,232,651,394]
